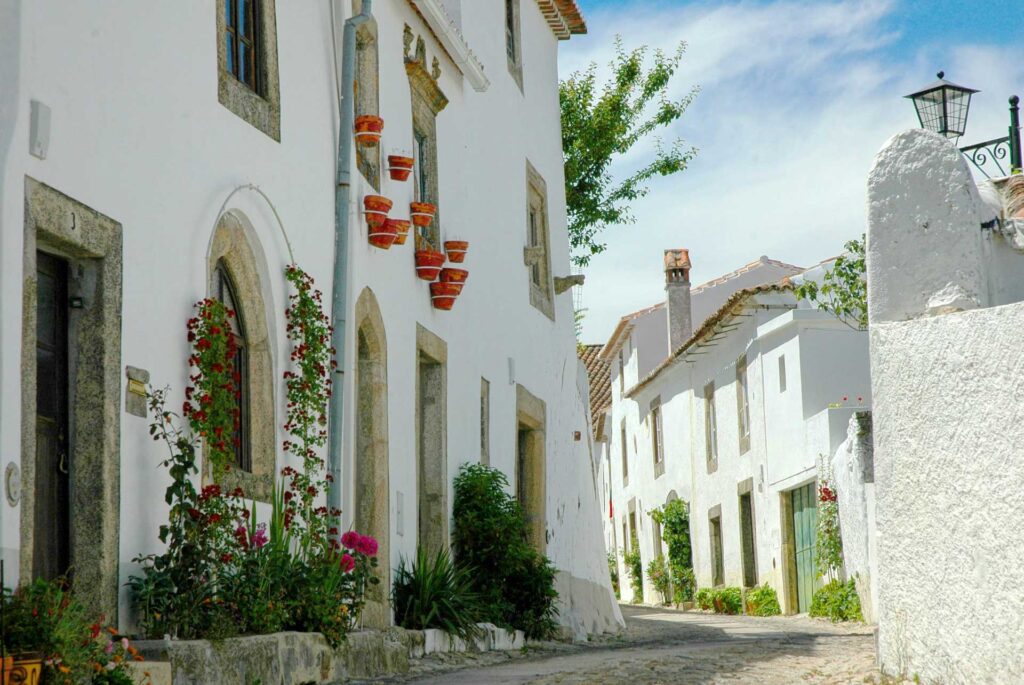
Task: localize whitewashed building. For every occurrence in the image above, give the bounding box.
[865,128,1024,683]
[0,0,621,638]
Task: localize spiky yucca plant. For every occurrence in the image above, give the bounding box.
[392,547,483,641]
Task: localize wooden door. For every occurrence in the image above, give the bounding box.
[34,251,71,581]
[791,482,819,613]
[739,493,757,587]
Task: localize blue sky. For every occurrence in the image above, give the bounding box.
[562,0,1024,342]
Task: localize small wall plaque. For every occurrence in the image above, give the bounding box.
[5,462,21,506]
[125,365,150,418]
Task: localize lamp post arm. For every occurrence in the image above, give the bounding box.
[1009,95,1021,173]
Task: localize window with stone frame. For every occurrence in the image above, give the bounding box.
[651,396,665,476]
[778,355,787,393]
[217,0,280,140]
[504,0,523,90]
[214,262,252,473]
[704,382,718,472]
[524,161,554,319]
[620,419,629,485]
[354,19,381,190]
[618,349,625,393]
[405,27,448,252]
[736,354,751,454]
[480,377,490,464]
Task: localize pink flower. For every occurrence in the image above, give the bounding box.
[252,523,268,549]
[356,535,378,557]
[339,553,355,573]
[340,530,360,550]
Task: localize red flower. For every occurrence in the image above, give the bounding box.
[339,554,355,573]
[356,535,378,557]
[340,530,360,550]
[220,553,233,563]
[197,338,212,351]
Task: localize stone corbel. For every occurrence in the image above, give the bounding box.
[554,274,585,294]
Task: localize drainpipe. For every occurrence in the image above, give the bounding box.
[328,0,373,525]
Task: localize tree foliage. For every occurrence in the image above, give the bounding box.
[795,236,867,330]
[560,37,698,267]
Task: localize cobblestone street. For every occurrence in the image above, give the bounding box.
[371,605,890,685]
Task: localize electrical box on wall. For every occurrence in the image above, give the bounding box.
[30,100,51,160]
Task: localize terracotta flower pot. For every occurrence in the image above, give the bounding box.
[388,155,415,182]
[387,219,411,246]
[440,267,469,284]
[5,655,42,685]
[354,115,384,147]
[430,281,461,310]
[363,195,392,228]
[414,250,445,281]
[368,220,398,249]
[410,202,437,227]
[444,240,469,263]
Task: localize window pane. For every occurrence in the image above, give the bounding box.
[225,0,233,26]
[238,0,250,38]
[226,33,235,76]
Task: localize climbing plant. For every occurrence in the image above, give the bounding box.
[815,456,844,580]
[650,498,693,601]
[795,235,867,330]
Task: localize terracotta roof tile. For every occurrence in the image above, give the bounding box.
[535,0,587,39]
[579,344,611,438]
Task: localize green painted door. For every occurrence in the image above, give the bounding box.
[791,482,819,613]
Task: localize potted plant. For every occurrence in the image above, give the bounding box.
[363,195,392,229]
[368,219,399,249]
[388,219,412,246]
[430,281,461,310]
[444,240,468,263]
[410,202,436,228]
[414,250,445,281]
[354,114,384,147]
[387,151,414,182]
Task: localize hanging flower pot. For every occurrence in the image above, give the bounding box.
[440,267,468,284]
[363,195,392,228]
[430,281,461,310]
[410,202,437,228]
[388,218,411,246]
[444,240,469,263]
[354,115,384,147]
[368,219,399,249]
[388,154,415,182]
[414,250,445,281]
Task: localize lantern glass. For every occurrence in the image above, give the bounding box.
[906,72,978,140]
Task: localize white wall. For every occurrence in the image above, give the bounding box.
[868,129,1024,683]
[0,0,620,637]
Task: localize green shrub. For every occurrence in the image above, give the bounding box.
[393,546,483,641]
[695,587,714,611]
[809,578,863,622]
[650,499,692,574]
[745,584,781,617]
[607,553,620,599]
[713,586,743,615]
[452,463,558,640]
[671,567,695,604]
[623,544,644,603]
[646,555,671,604]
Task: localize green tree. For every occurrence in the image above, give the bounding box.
[795,236,867,330]
[560,37,698,267]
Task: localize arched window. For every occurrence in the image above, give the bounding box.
[214,261,251,472]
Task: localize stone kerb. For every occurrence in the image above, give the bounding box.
[866,128,993,324]
[133,623,525,685]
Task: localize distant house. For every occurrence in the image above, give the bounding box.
[595,251,870,610]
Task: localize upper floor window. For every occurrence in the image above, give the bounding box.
[704,382,718,472]
[736,354,751,454]
[651,397,665,471]
[214,262,251,473]
[217,0,280,140]
[505,0,523,89]
[524,162,553,319]
[225,0,262,93]
[620,419,628,484]
[778,355,787,393]
[618,350,625,393]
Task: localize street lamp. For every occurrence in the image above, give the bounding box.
[906,71,1022,178]
[905,71,978,140]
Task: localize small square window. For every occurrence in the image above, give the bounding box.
[778,355,787,393]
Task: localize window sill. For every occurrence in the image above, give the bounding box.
[654,459,665,478]
[218,73,281,142]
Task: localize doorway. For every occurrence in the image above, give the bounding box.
[739,492,757,587]
[515,384,546,552]
[34,251,70,581]
[789,482,819,613]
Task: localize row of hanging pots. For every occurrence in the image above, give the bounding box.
[414,242,470,280]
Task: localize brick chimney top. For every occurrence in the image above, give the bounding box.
[664,248,691,284]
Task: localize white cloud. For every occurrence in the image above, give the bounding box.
[563,1,1024,343]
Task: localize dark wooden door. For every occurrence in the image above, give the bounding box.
[739,493,757,587]
[34,251,71,581]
